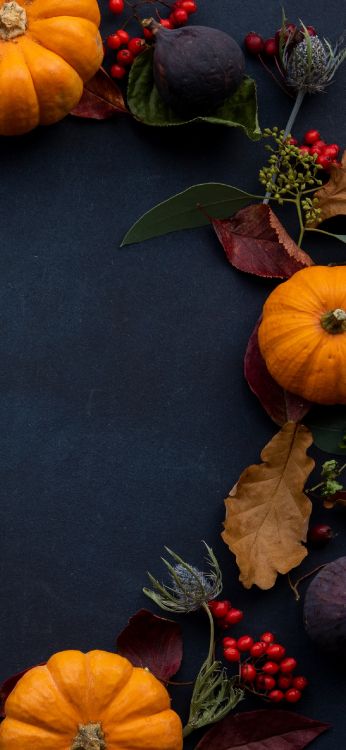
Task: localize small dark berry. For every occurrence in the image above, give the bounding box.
[263,38,278,56]
[324,144,340,158]
[316,154,332,171]
[180,0,197,12]
[210,601,229,619]
[285,688,302,703]
[244,32,264,55]
[307,523,333,547]
[173,8,188,24]
[107,33,122,49]
[306,25,317,36]
[160,18,174,28]
[143,27,153,40]
[128,37,146,56]
[116,48,134,65]
[222,636,237,648]
[278,675,292,690]
[110,64,127,79]
[292,676,308,690]
[299,145,311,154]
[263,675,276,691]
[116,29,130,43]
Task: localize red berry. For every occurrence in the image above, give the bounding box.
[107,33,122,49]
[116,48,134,65]
[109,0,124,13]
[262,661,279,675]
[292,676,308,691]
[237,636,254,652]
[316,154,332,170]
[299,145,311,154]
[285,688,302,703]
[324,143,340,158]
[241,664,257,682]
[314,140,326,150]
[244,32,264,55]
[263,675,276,691]
[210,601,230,619]
[307,523,333,547]
[260,632,275,645]
[250,642,267,658]
[256,674,267,691]
[280,658,297,673]
[304,129,321,144]
[275,23,296,46]
[266,644,286,661]
[116,29,130,43]
[225,608,244,625]
[143,27,153,40]
[278,675,292,690]
[128,37,146,56]
[288,137,298,146]
[268,689,284,702]
[173,8,188,24]
[160,18,174,28]
[223,636,237,648]
[263,38,278,56]
[180,0,197,12]
[110,63,127,79]
[306,25,317,36]
[224,647,240,662]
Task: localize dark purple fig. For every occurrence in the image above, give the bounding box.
[304,557,346,654]
[150,22,245,116]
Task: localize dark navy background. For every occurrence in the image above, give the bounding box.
[0,0,345,747]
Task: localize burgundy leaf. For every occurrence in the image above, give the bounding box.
[244,318,311,426]
[0,663,44,717]
[71,67,128,120]
[116,609,183,682]
[213,204,313,278]
[195,710,330,750]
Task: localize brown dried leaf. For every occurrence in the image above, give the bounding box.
[71,67,128,119]
[313,149,346,225]
[222,422,315,590]
[213,204,313,278]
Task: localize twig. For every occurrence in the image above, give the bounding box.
[288,564,327,601]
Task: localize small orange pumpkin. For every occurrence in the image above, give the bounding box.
[0,650,183,750]
[258,265,346,405]
[0,0,103,135]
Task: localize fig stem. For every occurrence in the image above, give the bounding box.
[287,563,327,602]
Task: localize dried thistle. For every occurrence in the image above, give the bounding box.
[283,30,346,94]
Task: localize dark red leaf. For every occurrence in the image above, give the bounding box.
[244,318,311,426]
[213,204,313,278]
[70,67,128,120]
[195,709,330,750]
[116,609,183,682]
[0,663,44,717]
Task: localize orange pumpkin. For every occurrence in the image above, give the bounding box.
[0,0,103,135]
[0,650,183,750]
[258,265,346,405]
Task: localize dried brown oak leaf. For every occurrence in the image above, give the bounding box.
[222,422,315,590]
[71,67,128,119]
[213,204,313,278]
[312,149,346,226]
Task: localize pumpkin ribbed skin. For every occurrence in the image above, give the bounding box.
[258,266,346,405]
[0,650,183,750]
[0,0,103,135]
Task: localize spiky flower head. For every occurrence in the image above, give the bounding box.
[284,31,346,94]
[143,543,222,613]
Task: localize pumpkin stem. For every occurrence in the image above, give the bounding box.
[0,1,27,39]
[321,308,346,334]
[71,723,106,750]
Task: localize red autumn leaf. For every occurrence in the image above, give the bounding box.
[116,609,183,682]
[70,67,128,120]
[213,204,313,278]
[0,663,45,717]
[195,709,330,750]
[244,318,311,426]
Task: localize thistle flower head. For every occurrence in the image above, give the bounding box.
[143,543,222,613]
[283,30,346,94]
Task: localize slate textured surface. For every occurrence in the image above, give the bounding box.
[0,1,345,747]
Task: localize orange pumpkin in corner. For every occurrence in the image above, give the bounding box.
[0,0,103,135]
[0,650,183,750]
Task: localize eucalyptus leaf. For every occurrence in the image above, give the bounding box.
[122,183,257,245]
[307,405,346,455]
[127,49,261,139]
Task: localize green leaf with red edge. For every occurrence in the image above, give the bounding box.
[0,663,45,717]
[213,204,313,278]
[116,609,183,682]
[244,318,311,426]
[194,710,330,750]
[70,67,128,120]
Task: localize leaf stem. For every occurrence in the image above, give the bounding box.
[288,564,327,601]
[263,90,305,204]
[202,601,215,668]
[295,196,305,247]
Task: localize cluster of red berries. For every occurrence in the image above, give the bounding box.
[208,601,308,704]
[291,130,341,172]
[244,23,316,58]
[107,0,197,78]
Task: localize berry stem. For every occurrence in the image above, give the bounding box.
[287,563,327,602]
[257,54,293,97]
[263,90,305,204]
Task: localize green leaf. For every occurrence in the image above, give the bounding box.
[306,405,346,455]
[121,183,257,245]
[127,49,261,140]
